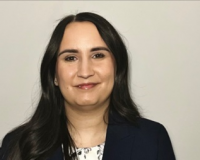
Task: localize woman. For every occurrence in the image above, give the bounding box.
[0,12,175,160]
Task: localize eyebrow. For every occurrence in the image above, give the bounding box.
[58,47,110,56]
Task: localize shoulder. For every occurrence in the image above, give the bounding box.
[1,128,21,146]
[107,115,176,159]
[109,112,172,144]
[127,117,172,143]
[136,117,167,133]
[0,128,22,159]
[132,118,176,159]
[0,132,12,159]
[109,112,170,138]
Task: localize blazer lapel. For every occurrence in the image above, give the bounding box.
[48,147,63,160]
[102,114,136,160]
[48,113,136,160]
[48,126,135,160]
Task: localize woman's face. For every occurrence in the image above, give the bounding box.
[55,22,115,110]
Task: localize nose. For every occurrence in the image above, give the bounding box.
[77,58,94,79]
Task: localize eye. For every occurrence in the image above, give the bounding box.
[64,56,77,61]
[92,53,105,59]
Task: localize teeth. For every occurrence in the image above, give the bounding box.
[77,84,95,89]
[78,85,90,89]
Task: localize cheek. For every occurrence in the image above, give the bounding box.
[55,63,77,86]
[106,60,115,77]
[100,63,115,84]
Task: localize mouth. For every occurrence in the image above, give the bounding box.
[75,83,99,90]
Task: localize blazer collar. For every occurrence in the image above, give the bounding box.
[49,112,136,160]
[102,112,136,160]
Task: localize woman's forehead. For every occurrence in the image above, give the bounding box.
[59,22,108,52]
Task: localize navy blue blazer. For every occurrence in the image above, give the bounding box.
[0,115,176,160]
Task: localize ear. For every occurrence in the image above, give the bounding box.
[54,77,58,86]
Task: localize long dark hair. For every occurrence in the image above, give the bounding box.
[4,12,140,160]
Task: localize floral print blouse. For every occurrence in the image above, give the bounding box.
[62,143,105,160]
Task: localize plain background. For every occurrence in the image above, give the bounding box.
[0,1,200,160]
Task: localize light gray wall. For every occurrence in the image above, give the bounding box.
[0,1,200,160]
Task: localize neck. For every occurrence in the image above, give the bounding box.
[65,103,109,148]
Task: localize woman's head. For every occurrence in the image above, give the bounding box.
[55,21,115,111]
[40,12,130,114]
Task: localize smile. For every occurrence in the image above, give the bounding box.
[76,83,98,90]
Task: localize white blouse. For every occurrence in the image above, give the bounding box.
[62,143,105,160]
[75,143,104,160]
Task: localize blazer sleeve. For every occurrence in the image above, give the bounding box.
[157,125,176,160]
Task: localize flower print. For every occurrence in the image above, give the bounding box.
[74,143,105,160]
[97,143,104,160]
[84,147,92,154]
[76,148,82,155]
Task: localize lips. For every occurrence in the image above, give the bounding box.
[76,83,98,90]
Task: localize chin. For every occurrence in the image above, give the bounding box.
[76,100,97,107]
